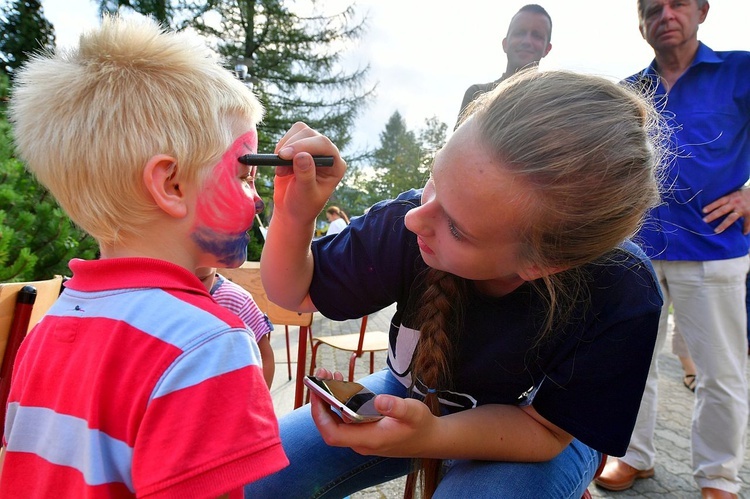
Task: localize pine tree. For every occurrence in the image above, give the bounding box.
[368,111,426,201]
[419,116,448,171]
[0,0,56,80]
[96,0,372,154]
[183,0,371,154]
[98,0,171,24]
[344,113,447,215]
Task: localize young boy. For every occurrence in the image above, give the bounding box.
[1,14,288,497]
[197,267,276,388]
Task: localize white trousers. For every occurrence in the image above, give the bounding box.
[622,257,749,493]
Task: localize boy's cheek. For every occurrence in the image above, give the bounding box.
[194,129,260,233]
[195,174,255,234]
[191,129,260,260]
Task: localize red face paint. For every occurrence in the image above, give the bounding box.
[193,129,263,266]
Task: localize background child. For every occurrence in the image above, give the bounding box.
[198,267,275,388]
[324,206,349,236]
[1,14,287,497]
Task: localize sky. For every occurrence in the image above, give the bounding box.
[41,0,750,157]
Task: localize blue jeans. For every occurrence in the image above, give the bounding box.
[245,369,601,499]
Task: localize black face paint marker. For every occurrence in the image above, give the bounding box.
[238,154,334,167]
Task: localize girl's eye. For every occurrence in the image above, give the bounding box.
[448,219,462,240]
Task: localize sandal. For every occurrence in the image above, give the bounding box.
[683,374,696,392]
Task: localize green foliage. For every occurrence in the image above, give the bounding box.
[0,0,56,80]
[246,226,264,261]
[327,180,374,220]
[98,0,171,24]
[0,65,8,101]
[0,103,98,282]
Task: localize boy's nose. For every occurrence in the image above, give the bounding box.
[254,198,265,214]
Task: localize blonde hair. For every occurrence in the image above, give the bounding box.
[9,14,263,245]
[408,70,663,498]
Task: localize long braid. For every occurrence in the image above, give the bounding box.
[404,268,465,499]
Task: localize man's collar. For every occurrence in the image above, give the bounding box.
[645,41,722,75]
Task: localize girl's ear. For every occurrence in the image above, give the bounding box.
[143,154,187,218]
[518,263,566,282]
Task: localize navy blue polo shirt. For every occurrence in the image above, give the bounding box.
[309,190,662,457]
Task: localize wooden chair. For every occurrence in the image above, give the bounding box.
[308,314,389,382]
[0,276,64,429]
[217,262,314,409]
[217,262,294,381]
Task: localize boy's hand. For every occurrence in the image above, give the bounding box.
[273,122,346,223]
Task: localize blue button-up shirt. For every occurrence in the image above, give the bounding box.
[629,43,750,261]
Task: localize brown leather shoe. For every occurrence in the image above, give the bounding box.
[701,488,738,499]
[594,458,654,491]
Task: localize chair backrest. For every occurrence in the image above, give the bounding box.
[217,262,312,327]
[0,276,64,361]
[218,262,314,408]
[0,275,64,430]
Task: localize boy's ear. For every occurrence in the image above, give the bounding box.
[143,155,187,218]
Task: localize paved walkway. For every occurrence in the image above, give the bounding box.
[267,305,750,498]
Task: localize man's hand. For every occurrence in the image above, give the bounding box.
[703,187,750,235]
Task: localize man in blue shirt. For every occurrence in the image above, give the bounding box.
[595,1,750,498]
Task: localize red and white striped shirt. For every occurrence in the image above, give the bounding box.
[1,258,287,498]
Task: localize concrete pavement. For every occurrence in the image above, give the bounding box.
[266,305,750,498]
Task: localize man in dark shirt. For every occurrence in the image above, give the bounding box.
[455,4,552,128]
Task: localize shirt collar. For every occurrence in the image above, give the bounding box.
[65,257,207,295]
[643,41,722,77]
